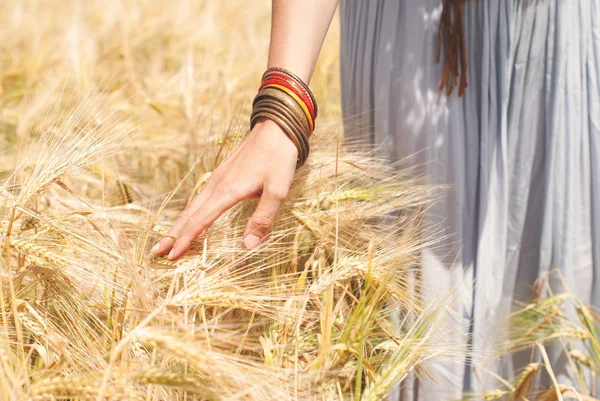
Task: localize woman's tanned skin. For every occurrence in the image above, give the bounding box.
[151,0,339,260]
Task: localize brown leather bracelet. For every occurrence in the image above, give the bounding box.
[253,87,308,118]
[254,87,312,137]
[253,88,311,162]
[251,68,316,168]
[261,67,318,118]
[251,106,309,167]
[251,110,309,167]
[251,112,308,167]
[253,94,311,136]
[251,103,309,162]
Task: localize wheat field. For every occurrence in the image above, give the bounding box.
[1,1,599,401]
[0,1,442,400]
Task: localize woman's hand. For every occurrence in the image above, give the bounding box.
[150,119,298,260]
[150,0,340,261]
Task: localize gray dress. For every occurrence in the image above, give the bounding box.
[340,0,600,399]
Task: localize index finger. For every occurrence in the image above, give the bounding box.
[167,190,240,260]
[151,179,216,256]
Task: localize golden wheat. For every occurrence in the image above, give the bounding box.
[1,1,598,401]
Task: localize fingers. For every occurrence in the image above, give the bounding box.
[168,189,240,260]
[150,180,215,256]
[242,185,287,249]
[150,123,296,259]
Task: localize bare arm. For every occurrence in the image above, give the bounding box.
[269,0,339,83]
[152,0,339,260]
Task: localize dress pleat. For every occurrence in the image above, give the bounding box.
[339,1,600,399]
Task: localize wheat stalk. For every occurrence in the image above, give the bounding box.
[512,362,541,400]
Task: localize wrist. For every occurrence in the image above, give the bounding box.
[250,67,317,168]
[251,117,299,158]
[251,117,280,132]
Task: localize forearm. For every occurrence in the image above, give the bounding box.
[268,0,339,84]
[156,1,339,259]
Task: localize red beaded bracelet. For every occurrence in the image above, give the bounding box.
[251,67,318,168]
[262,68,318,118]
[261,83,314,132]
[259,77,316,123]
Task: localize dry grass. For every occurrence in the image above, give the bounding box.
[464,271,600,401]
[3,2,598,401]
[0,1,443,400]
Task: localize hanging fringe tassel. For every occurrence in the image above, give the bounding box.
[437,0,468,97]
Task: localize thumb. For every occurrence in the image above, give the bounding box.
[243,187,286,249]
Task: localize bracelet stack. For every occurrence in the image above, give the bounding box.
[251,67,318,168]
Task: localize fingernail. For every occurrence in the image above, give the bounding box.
[244,234,261,250]
[167,249,175,260]
[150,243,159,254]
